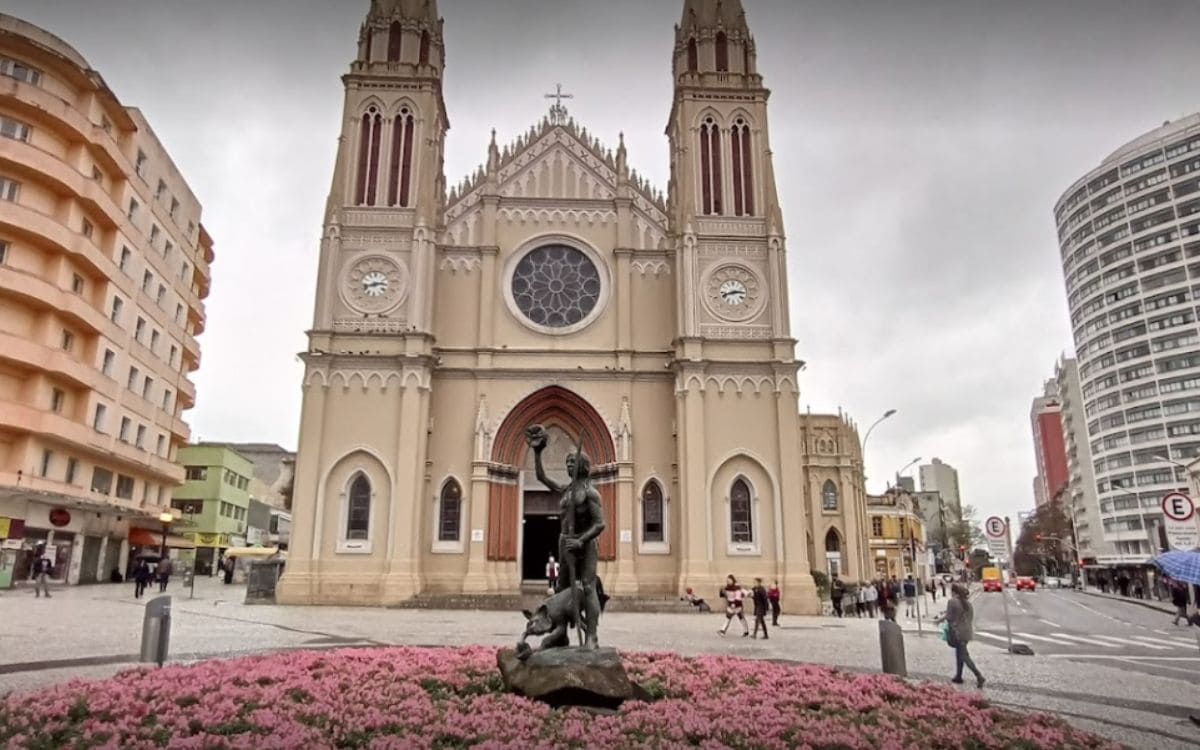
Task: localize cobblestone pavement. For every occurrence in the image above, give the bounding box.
[2,578,1197,749]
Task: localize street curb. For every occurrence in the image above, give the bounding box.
[1077,589,1175,616]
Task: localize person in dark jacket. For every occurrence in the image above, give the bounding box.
[222,555,236,584]
[133,560,153,599]
[830,577,845,618]
[936,583,985,688]
[1171,579,1191,626]
[751,578,770,639]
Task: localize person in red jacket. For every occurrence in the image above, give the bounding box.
[767,580,781,625]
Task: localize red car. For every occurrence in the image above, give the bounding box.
[982,579,1003,592]
[1015,577,1036,592]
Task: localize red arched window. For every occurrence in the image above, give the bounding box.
[730,118,754,216]
[356,107,383,205]
[715,31,729,72]
[387,21,403,62]
[419,30,431,65]
[388,108,416,207]
[700,117,723,216]
[686,37,698,73]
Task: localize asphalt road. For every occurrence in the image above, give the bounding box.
[971,586,1200,684]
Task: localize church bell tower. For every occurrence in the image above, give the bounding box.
[667,0,816,609]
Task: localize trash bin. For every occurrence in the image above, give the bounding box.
[140,595,171,667]
[245,559,286,604]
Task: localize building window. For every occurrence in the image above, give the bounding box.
[127,366,139,391]
[419,30,431,65]
[49,387,65,413]
[715,31,729,71]
[135,424,146,449]
[0,115,31,142]
[128,198,139,222]
[825,528,842,553]
[730,477,753,543]
[729,119,754,216]
[157,284,166,306]
[686,37,698,72]
[822,480,839,511]
[642,480,664,543]
[156,180,167,200]
[346,473,371,540]
[61,329,74,352]
[101,349,115,376]
[135,150,148,177]
[162,389,173,411]
[387,21,403,62]
[163,242,173,261]
[438,479,462,542]
[110,296,123,324]
[143,376,153,399]
[0,176,20,202]
[149,224,161,248]
[119,246,132,272]
[115,474,134,499]
[81,218,93,238]
[39,449,53,478]
[355,107,383,205]
[0,57,42,85]
[169,198,179,219]
[71,273,85,294]
[871,516,884,537]
[65,457,78,485]
[150,329,160,352]
[169,345,178,368]
[91,467,113,494]
[142,270,153,293]
[156,435,166,456]
[119,416,131,442]
[184,466,207,481]
[135,316,146,342]
[699,118,723,215]
[0,240,7,264]
[389,108,416,207]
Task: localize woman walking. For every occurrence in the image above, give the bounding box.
[751,578,770,639]
[718,574,749,637]
[767,580,781,626]
[937,583,985,688]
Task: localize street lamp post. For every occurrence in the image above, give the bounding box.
[157,511,174,562]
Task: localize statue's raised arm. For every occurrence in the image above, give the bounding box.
[524,425,565,494]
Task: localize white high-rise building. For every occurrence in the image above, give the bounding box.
[1054,357,1113,564]
[918,459,961,521]
[1054,116,1200,563]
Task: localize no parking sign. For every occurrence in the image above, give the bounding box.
[1161,492,1199,551]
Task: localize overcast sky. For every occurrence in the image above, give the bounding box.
[9,0,1200,530]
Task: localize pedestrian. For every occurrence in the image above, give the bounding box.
[157,556,173,593]
[1171,579,1191,627]
[222,555,236,585]
[718,574,749,637]
[768,580,781,625]
[939,579,947,598]
[928,579,938,603]
[133,560,152,599]
[545,555,559,594]
[880,579,897,622]
[1132,578,1144,600]
[751,577,770,639]
[830,576,845,618]
[936,583,985,689]
[30,545,52,598]
[856,582,868,617]
[1116,572,1130,597]
[865,580,878,617]
[903,574,918,618]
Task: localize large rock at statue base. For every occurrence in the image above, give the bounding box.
[497,646,635,710]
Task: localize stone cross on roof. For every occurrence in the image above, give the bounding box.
[545,83,573,125]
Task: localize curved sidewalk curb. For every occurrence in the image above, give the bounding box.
[1077,589,1176,616]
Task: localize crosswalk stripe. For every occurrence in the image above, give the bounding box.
[974,632,1013,645]
[1048,632,1119,648]
[1128,635,1196,649]
[1011,631,1086,646]
[1091,634,1171,650]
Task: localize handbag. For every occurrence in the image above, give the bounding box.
[938,622,950,642]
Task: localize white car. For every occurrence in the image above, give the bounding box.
[1042,576,1064,589]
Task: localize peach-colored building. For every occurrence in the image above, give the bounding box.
[0,14,213,588]
[279,0,869,612]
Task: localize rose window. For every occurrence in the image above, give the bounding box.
[510,244,602,328]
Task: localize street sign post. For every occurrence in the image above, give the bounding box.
[1161,492,1199,551]
[985,515,1016,655]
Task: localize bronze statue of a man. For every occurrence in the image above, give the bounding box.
[525,424,606,649]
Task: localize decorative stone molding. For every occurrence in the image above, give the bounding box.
[331,318,409,333]
[700,324,772,339]
[697,243,767,260]
[340,231,412,250]
[342,208,416,228]
[631,260,671,277]
[438,254,482,273]
[695,217,767,237]
[499,207,616,225]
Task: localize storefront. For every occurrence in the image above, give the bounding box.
[126,527,196,577]
[191,532,245,576]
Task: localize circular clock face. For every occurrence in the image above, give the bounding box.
[343,256,406,314]
[705,264,764,322]
[719,279,748,305]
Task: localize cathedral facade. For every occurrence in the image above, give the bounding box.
[278,0,868,611]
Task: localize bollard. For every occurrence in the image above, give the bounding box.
[140,595,172,667]
[879,619,907,677]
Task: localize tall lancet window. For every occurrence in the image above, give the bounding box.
[419,30,431,65]
[700,117,723,216]
[389,107,416,207]
[364,28,373,62]
[715,31,729,72]
[730,117,754,216]
[356,106,384,206]
[686,37,698,73]
[388,21,403,62]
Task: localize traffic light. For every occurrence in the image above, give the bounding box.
[1035,534,1042,542]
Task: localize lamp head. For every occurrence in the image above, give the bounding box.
[158,511,174,524]
[884,409,897,418]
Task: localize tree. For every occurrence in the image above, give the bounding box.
[947,504,985,552]
[1013,500,1073,577]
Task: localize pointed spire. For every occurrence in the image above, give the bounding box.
[487,128,500,174]
[680,0,748,34]
[369,0,439,24]
[616,131,628,178]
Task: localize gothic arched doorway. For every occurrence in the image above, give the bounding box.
[488,386,617,584]
[824,528,843,578]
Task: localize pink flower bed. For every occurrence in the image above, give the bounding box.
[0,647,1117,749]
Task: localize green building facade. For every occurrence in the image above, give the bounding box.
[172,444,254,575]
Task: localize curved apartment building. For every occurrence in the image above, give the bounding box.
[1056,114,1200,565]
[0,14,212,587]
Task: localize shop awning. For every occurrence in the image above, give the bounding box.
[129,528,196,549]
[223,546,281,558]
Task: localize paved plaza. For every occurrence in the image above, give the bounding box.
[1,578,1198,749]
